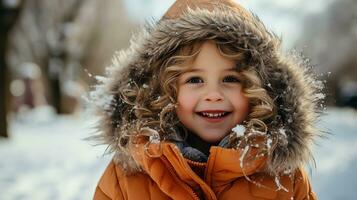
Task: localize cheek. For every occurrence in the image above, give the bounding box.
[176,89,197,114]
[239,96,250,116]
[231,90,250,116]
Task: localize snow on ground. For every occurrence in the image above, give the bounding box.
[0,106,356,199]
[311,107,357,200]
[0,107,110,200]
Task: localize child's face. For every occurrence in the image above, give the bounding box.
[176,41,249,143]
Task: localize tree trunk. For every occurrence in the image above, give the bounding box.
[0,1,23,138]
[0,30,9,138]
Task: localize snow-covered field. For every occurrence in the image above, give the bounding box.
[311,108,357,200]
[0,107,110,200]
[0,107,356,200]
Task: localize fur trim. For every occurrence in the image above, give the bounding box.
[89,5,324,175]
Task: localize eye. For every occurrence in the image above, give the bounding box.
[223,75,240,83]
[186,76,204,84]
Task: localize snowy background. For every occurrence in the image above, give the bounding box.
[0,107,356,200]
[123,0,336,49]
[1,0,357,199]
[0,107,110,200]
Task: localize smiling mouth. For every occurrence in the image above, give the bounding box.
[196,111,231,118]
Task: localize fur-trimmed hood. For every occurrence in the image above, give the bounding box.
[90,0,324,175]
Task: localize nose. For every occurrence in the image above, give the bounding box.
[204,84,224,102]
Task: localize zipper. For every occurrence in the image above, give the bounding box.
[186,159,207,167]
[161,156,201,200]
[204,147,218,188]
[186,159,207,180]
[168,144,217,200]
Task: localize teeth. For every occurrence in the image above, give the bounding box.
[201,112,226,118]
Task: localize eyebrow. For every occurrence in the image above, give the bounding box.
[183,68,238,73]
[183,68,202,73]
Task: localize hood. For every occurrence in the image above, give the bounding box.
[89,0,324,175]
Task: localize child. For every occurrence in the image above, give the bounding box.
[91,0,322,199]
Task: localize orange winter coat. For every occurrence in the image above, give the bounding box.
[94,142,316,200]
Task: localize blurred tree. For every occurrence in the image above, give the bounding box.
[7,0,133,114]
[80,0,134,83]
[7,0,99,114]
[0,0,24,138]
[297,0,357,107]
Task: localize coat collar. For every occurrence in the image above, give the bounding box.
[130,141,267,199]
